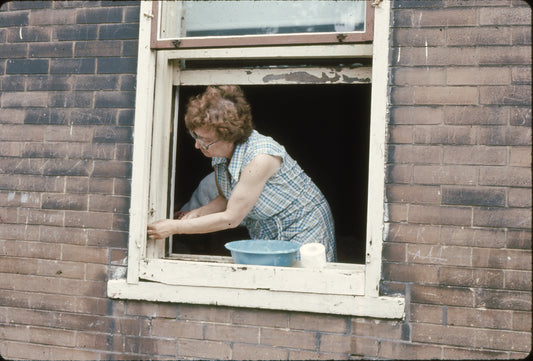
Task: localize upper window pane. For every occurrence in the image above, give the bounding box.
[154,1,373,49]
[172,1,365,38]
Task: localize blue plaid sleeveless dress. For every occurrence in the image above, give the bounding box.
[212,130,337,261]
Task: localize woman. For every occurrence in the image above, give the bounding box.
[147,85,337,261]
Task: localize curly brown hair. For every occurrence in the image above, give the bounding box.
[184,85,254,144]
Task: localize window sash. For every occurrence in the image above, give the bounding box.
[150,1,374,49]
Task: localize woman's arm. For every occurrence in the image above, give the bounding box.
[147,154,281,240]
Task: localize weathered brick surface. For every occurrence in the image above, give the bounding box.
[0,0,530,360]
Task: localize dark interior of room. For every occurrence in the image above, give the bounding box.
[170,84,371,264]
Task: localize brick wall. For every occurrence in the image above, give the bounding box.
[381,0,532,359]
[0,0,531,359]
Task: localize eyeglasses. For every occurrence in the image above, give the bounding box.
[189,130,221,150]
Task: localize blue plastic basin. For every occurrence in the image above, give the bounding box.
[225,240,301,267]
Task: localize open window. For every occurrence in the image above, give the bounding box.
[171,83,370,265]
[108,0,405,318]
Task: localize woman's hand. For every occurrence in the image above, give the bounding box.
[147,219,178,240]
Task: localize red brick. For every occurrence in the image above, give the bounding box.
[378,340,442,360]
[473,207,531,229]
[0,109,26,124]
[479,166,531,187]
[442,186,505,207]
[443,146,507,166]
[439,267,504,288]
[479,7,531,25]
[231,308,288,328]
[386,184,441,204]
[442,347,513,359]
[440,226,506,248]
[408,204,472,226]
[2,92,48,107]
[61,244,109,264]
[382,242,407,262]
[414,86,478,105]
[393,28,446,47]
[351,318,403,339]
[413,165,477,185]
[19,175,65,192]
[386,223,440,244]
[388,125,414,143]
[88,194,129,213]
[507,230,532,249]
[445,105,509,125]
[478,126,531,146]
[126,301,177,319]
[0,142,21,156]
[474,288,531,311]
[260,328,317,350]
[509,147,532,167]
[390,86,414,105]
[504,270,532,291]
[509,188,532,208]
[288,349,345,360]
[512,310,532,332]
[392,67,446,86]
[382,262,439,284]
[319,333,351,353]
[2,307,52,328]
[478,46,532,65]
[472,248,531,270]
[289,313,348,333]
[42,193,88,211]
[28,8,76,25]
[233,343,287,360]
[39,225,87,245]
[512,65,532,83]
[479,85,531,105]
[401,8,477,27]
[512,26,532,46]
[411,284,474,307]
[446,306,512,330]
[350,336,379,357]
[407,245,472,266]
[510,107,531,126]
[447,27,511,46]
[53,312,112,332]
[390,106,443,125]
[28,326,76,347]
[414,125,475,145]
[389,144,441,164]
[177,338,231,360]
[386,164,412,184]
[1,341,51,360]
[151,318,204,339]
[64,210,114,229]
[205,324,259,344]
[173,306,229,327]
[43,125,93,142]
[409,303,444,324]
[0,239,61,259]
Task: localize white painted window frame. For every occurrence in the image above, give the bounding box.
[108,0,404,318]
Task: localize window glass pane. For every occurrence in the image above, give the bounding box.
[162,1,366,39]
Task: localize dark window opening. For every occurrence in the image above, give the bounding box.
[170,84,370,264]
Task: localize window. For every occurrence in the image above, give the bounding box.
[108,0,405,318]
[152,1,374,49]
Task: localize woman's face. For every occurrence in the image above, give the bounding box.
[191,126,234,159]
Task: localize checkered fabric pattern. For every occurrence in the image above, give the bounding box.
[212,130,337,261]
